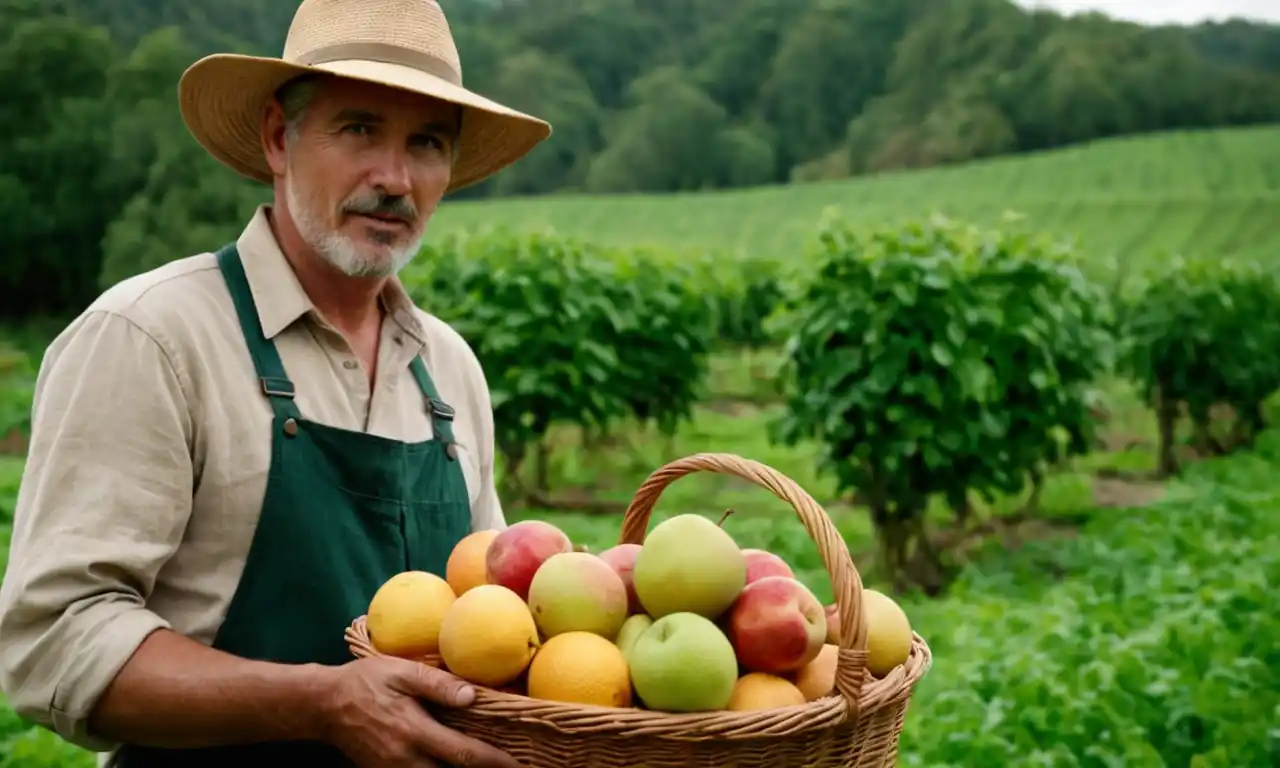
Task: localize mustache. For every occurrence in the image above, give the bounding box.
[343,191,418,223]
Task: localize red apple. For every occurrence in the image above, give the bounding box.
[741,549,795,584]
[725,576,827,674]
[597,543,643,615]
[484,520,573,600]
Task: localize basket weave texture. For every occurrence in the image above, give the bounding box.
[347,452,933,767]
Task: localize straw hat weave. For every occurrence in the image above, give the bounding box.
[177,0,551,193]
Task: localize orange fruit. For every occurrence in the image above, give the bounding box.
[792,644,838,701]
[366,571,457,659]
[438,584,540,687]
[726,673,806,711]
[446,529,500,596]
[526,631,632,707]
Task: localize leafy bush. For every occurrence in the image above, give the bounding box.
[899,432,1280,767]
[770,215,1116,592]
[1120,257,1280,476]
[0,348,35,447]
[399,230,714,494]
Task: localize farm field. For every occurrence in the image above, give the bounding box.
[427,126,1280,270]
[3,123,1280,766]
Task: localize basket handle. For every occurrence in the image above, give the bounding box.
[617,452,869,715]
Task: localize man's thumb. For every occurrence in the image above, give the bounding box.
[404,661,477,707]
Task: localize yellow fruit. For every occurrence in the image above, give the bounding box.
[863,589,913,677]
[726,673,806,711]
[792,643,838,701]
[526,631,632,708]
[366,571,457,659]
[438,584,540,687]
[446,529,500,596]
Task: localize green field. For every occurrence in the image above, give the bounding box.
[3,124,1280,766]
[428,126,1280,269]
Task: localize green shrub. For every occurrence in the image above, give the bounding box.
[1120,257,1280,476]
[399,230,714,493]
[770,215,1116,592]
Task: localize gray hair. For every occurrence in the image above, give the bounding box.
[273,74,462,163]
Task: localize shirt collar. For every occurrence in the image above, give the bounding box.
[234,204,428,345]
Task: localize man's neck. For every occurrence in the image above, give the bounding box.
[268,208,386,338]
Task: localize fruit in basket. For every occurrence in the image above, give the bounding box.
[824,603,841,645]
[527,552,628,640]
[632,514,746,620]
[485,520,573,601]
[742,549,795,584]
[726,672,806,711]
[863,589,913,677]
[527,631,633,707]
[596,543,643,615]
[438,584,540,687]
[445,529,499,596]
[791,643,838,701]
[628,612,738,712]
[615,613,653,662]
[365,570,457,659]
[725,576,826,673]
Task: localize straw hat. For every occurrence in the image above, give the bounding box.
[177,0,552,193]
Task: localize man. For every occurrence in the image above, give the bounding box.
[0,1,550,766]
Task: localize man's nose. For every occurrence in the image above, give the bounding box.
[367,147,413,197]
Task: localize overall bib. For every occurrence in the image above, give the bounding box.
[115,244,472,767]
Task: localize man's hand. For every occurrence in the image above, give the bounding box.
[321,656,525,768]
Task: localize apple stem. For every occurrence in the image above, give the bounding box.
[717,508,736,527]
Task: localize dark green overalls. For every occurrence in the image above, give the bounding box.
[114,244,472,766]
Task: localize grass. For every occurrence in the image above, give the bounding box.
[428,125,1280,269]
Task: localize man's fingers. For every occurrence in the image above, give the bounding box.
[394,660,477,708]
[414,710,526,768]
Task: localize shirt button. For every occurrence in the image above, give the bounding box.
[343,359,358,370]
[393,334,404,345]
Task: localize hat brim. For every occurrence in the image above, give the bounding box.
[178,53,552,194]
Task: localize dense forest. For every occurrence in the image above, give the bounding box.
[4,0,1280,316]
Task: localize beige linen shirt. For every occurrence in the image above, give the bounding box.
[0,206,505,758]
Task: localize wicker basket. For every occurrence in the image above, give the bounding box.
[346,452,932,767]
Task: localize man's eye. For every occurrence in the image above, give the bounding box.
[344,123,371,135]
[412,134,444,149]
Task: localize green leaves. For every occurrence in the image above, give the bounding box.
[399,229,714,454]
[1119,257,1280,465]
[772,216,1115,587]
[898,442,1280,767]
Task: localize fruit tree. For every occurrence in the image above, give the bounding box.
[770,215,1116,593]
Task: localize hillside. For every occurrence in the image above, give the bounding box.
[34,0,1280,199]
[424,125,1280,267]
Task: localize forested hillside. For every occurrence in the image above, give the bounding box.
[37,0,1280,195]
[5,0,1280,318]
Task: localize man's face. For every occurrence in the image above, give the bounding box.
[269,77,460,278]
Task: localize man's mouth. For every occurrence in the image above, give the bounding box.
[354,212,409,227]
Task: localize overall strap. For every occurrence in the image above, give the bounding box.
[409,356,457,444]
[215,244,302,420]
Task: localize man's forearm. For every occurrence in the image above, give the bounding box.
[88,628,337,749]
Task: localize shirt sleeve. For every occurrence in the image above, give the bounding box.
[0,308,195,752]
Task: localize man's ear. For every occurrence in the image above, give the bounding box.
[261,100,290,177]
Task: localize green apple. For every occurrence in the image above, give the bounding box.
[527,552,629,640]
[628,612,739,712]
[633,513,747,619]
[615,614,653,662]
